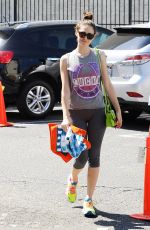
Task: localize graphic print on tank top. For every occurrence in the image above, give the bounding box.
[72,62,100,99]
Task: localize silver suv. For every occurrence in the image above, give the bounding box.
[99,23,150,120]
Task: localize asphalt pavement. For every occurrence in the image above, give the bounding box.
[0,108,150,230]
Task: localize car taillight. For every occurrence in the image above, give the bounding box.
[127,92,143,97]
[0,51,14,64]
[125,54,150,65]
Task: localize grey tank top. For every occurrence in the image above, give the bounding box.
[67,49,104,110]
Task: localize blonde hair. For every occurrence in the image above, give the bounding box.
[75,11,96,34]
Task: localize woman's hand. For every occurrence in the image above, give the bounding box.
[115,110,122,128]
[60,117,73,132]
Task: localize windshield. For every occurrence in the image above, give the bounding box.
[99,33,150,50]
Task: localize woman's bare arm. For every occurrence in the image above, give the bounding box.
[60,54,73,130]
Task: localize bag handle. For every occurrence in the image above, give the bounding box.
[95,48,113,113]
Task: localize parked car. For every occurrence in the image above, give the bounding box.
[0,20,113,118]
[99,23,150,120]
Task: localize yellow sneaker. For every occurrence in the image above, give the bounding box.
[66,176,78,203]
[83,198,97,217]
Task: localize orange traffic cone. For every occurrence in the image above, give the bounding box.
[130,130,150,220]
[0,81,13,127]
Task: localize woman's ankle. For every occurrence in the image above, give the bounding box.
[84,196,92,202]
[70,174,78,183]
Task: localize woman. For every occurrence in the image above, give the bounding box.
[60,11,122,217]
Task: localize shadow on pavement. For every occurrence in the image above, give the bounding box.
[94,210,150,230]
[72,206,150,229]
[6,110,63,124]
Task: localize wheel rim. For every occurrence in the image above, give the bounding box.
[26,85,51,114]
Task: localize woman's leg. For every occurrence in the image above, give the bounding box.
[66,110,89,203]
[86,108,106,200]
[86,167,99,199]
[69,110,89,182]
[82,109,105,216]
[71,167,83,182]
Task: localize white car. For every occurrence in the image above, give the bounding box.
[99,23,150,120]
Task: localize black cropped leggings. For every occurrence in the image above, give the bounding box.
[69,108,106,169]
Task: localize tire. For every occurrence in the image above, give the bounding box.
[17,80,55,119]
[122,109,142,120]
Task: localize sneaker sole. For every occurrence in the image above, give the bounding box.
[83,210,97,218]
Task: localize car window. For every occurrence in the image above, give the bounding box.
[99,33,150,50]
[22,30,41,47]
[42,25,112,51]
[42,26,76,51]
[91,29,110,47]
[0,38,6,46]
[22,27,75,50]
[21,25,112,55]
[0,28,15,46]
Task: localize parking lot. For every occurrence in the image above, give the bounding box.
[0,1,150,229]
[0,106,150,230]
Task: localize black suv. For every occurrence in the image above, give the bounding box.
[0,20,113,118]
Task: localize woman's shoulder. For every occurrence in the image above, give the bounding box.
[60,53,68,61]
[98,49,107,58]
[60,53,69,66]
[60,50,75,62]
[92,48,107,58]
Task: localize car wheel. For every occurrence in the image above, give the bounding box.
[17,80,55,119]
[122,109,142,120]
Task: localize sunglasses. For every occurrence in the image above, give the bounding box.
[78,31,95,40]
